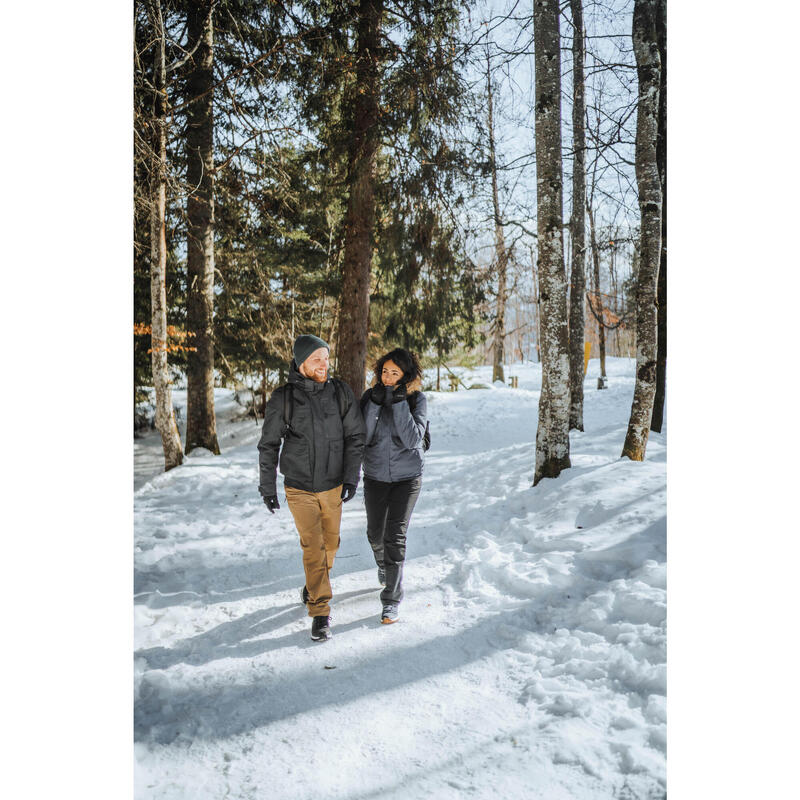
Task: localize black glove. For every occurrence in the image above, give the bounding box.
[391,382,408,403]
[370,384,386,405]
[341,483,356,503]
[263,495,280,513]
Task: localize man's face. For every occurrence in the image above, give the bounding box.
[300,347,329,382]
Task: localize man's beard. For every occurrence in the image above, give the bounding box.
[301,366,327,383]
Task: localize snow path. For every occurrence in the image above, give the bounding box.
[134,358,666,799]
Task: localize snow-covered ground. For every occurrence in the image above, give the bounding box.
[134,357,666,800]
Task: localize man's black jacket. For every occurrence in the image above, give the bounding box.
[257,361,365,497]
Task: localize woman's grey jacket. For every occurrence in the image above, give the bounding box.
[361,382,427,483]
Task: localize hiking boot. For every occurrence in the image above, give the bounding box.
[300,585,309,606]
[311,615,332,641]
[380,604,399,624]
[377,567,386,586]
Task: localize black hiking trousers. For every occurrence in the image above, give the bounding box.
[363,475,422,605]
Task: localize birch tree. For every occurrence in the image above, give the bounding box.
[651,0,667,433]
[622,0,662,460]
[586,198,607,383]
[486,45,509,385]
[185,0,220,455]
[568,0,587,429]
[533,0,571,485]
[145,0,184,471]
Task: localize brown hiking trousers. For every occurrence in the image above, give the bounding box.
[285,484,343,617]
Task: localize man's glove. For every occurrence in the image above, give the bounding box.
[341,483,357,503]
[391,382,408,403]
[263,495,280,513]
[369,384,386,405]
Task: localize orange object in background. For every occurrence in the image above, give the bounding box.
[584,342,591,375]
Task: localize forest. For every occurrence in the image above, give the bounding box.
[133,0,666,483]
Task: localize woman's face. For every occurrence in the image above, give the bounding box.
[381,359,404,387]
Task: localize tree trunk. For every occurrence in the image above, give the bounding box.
[336,0,383,397]
[185,2,220,455]
[651,0,667,434]
[568,0,586,430]
[487,51,508,385]
[533,0,571,486]
[147,0,183,471]
[529,245,541,363]
[586,201,607,381]
[622,0,663,460]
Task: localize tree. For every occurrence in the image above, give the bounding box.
[568,0,587,429]
[144,0,184,470]
[337,0,384,397]
[485,45,509,385]
[533,0,571,485]
[184,0,220,455]
[651,0,667,433]
[586,197,607,382]
[622,0,662,460]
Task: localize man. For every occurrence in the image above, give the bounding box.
[257,334,365,642]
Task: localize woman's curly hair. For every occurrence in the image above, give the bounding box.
[371,348,423,387]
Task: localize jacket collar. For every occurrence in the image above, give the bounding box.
[289,359,329,393]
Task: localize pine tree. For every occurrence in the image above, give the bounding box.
[184,0,220,455]
[337,0,384,397]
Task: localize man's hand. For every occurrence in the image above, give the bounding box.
[370,384,386,405]
[263,495,280,513]
[341,483,357,503]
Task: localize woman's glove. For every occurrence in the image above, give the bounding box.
[370,384,386,405]
[391,382,408,403]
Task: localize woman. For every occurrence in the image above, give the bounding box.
[360,348,428,624]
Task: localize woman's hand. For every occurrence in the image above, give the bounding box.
[370,384,386,405]
[391,382,407,403]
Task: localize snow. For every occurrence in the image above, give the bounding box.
[134,357,666,799]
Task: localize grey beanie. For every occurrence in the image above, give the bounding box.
[293,334,329,367]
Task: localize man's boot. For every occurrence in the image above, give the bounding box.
[311,615,332,641]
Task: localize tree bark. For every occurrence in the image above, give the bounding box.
[147,0,183,471]
[533,0,571,485]
[529,245,541,363]
[487,50,508,385]
[337,0,383,397]
[185,1,220,454]
[622,0,663,460]
[651,0,667,433]
[568,0,586,430]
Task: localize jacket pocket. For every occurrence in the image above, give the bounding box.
[280,437,309,480]
[326,438,344,480]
